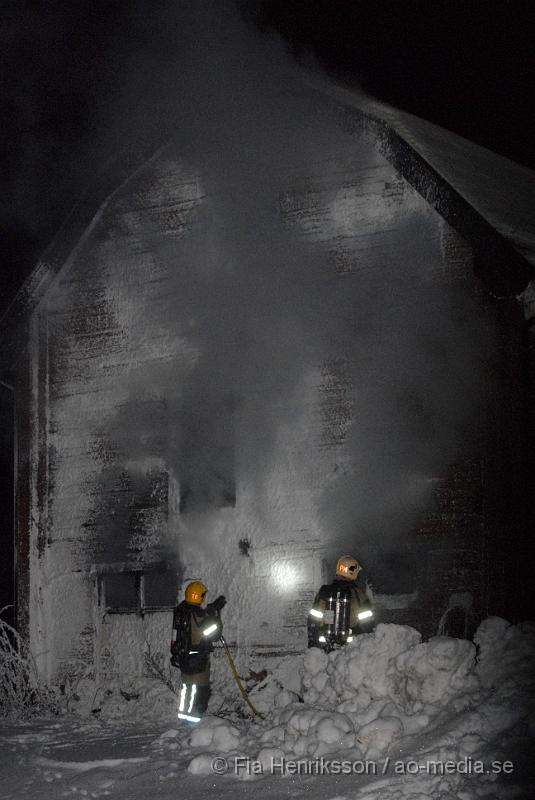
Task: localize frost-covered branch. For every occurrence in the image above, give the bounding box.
[0,606,58,718]
[143,641,178,696]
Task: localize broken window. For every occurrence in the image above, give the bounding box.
[97,566,177,614]
[143,569,177,609]
[103,572,139,612]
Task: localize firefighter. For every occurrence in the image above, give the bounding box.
[308,555,374,652]
[170,580,226,723]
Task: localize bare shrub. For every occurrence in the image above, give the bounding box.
[0,607,59,718]
[143,641,178,696]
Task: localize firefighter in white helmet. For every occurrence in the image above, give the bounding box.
[308,555,374,651]
[170,580,226,723]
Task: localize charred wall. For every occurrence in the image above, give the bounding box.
[21,89,529,682]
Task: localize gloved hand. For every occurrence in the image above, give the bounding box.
[207,594,226,613]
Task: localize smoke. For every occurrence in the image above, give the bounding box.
[32,1,492,594]
[77,0,490,591]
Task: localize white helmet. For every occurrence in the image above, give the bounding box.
[335,555,362,581]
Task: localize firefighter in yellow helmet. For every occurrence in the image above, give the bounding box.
[308,555,374,651]
[170,580,226,722]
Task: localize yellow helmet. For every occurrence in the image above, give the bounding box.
[336,555,361,580]
[185,581,207,604]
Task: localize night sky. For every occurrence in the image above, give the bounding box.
[2,0,535,315]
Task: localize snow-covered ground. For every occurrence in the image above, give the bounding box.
[2,617,535,799]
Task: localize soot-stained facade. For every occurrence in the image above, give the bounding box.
[1,73,535,685]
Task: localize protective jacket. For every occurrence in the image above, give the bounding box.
[170,595,225,722]
[171,600,222,678]
[308,578,373,651]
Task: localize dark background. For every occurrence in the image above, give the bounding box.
[0,384,14,627]
[2,0,534,314]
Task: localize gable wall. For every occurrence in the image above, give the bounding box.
[23,113,528,686]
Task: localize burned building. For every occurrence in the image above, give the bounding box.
[1,71,534,686]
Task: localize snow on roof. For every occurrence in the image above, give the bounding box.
[364,97,535,268]
[304,71,535,273]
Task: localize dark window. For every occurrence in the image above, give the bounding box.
[102,572,139,612]
[144,569,177,608]
[98,568,177,614]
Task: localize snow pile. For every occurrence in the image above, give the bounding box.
[295,623,471,745]
[185,619,535,791]
[240,654,303,715]
[268,706,355,758]
[470,616,535,739]
[187,716,243,774]
[189,716,242,752]
[303,624,421,709]
[474,616,535,689]
[257,624,465,760]
[66,676,179,725]
[392,635,479,711]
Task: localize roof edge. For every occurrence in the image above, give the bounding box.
[298,69,534,297]
[0,141,168,365]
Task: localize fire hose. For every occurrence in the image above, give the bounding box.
[219,635,265,720]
